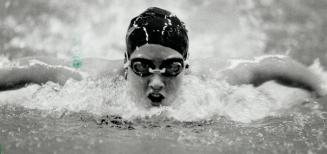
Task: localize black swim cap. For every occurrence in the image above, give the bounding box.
[126,7,189,60]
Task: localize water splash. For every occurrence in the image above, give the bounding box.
[0,69,321,123]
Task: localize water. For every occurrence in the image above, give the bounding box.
[1,0,327,154]
[0,102,327,154]
[0,73,326,154]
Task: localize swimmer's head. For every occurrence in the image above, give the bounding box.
[125,7,189,61]
[125,7,188,107]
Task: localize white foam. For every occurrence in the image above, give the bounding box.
[309,59,327,95]
[0,56,11,67]
[0,71,316,123]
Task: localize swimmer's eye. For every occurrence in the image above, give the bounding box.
[131,61,151,77]
[163,62,183,76]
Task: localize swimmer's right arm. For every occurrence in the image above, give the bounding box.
[0,57,83,90]
[0,57,124,90]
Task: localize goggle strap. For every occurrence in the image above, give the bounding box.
[186,52,190,60]
[124,60,130,69]
[124,52,130,69]
[184,60,189,69]
[125,52,129,60]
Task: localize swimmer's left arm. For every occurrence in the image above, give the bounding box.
[222,55,325,97]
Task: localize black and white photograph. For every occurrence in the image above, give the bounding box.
[0,0,327,153]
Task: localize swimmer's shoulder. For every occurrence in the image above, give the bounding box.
[78,58,124,77]
[187,58,232,76]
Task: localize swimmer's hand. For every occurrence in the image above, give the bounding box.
[222,55,326,97]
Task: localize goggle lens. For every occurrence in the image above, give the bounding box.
[131,61,152,77]
[162,62,183,76]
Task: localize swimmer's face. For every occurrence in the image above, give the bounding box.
[127,44,184,107]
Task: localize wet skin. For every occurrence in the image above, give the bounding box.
[127,44,185,107]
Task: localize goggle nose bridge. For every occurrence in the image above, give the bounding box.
[149,67,166,74]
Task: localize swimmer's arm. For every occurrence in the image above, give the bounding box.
[0,57,124,90]
[18,56,124,77]
[0,60,82,90]
[223,56,325,96]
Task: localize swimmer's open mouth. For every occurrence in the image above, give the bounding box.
[147,93,165,106]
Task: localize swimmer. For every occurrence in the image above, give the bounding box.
[0,7,325,107]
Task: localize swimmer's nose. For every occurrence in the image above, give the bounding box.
[149,75,164,91]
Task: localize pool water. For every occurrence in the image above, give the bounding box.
[1,98,327,154]
[0,74,326,154]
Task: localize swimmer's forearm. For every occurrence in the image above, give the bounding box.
[223,56,325,96]
[251,56,324,96]
[25,63,83,85]
[17,56,71,66]
[19,57,83,85]
[0,68,26,90]
[0,63,82,90]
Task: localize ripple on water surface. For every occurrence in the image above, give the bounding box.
[0,103,327,154]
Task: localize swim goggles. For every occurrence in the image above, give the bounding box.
[125,57,186,77]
